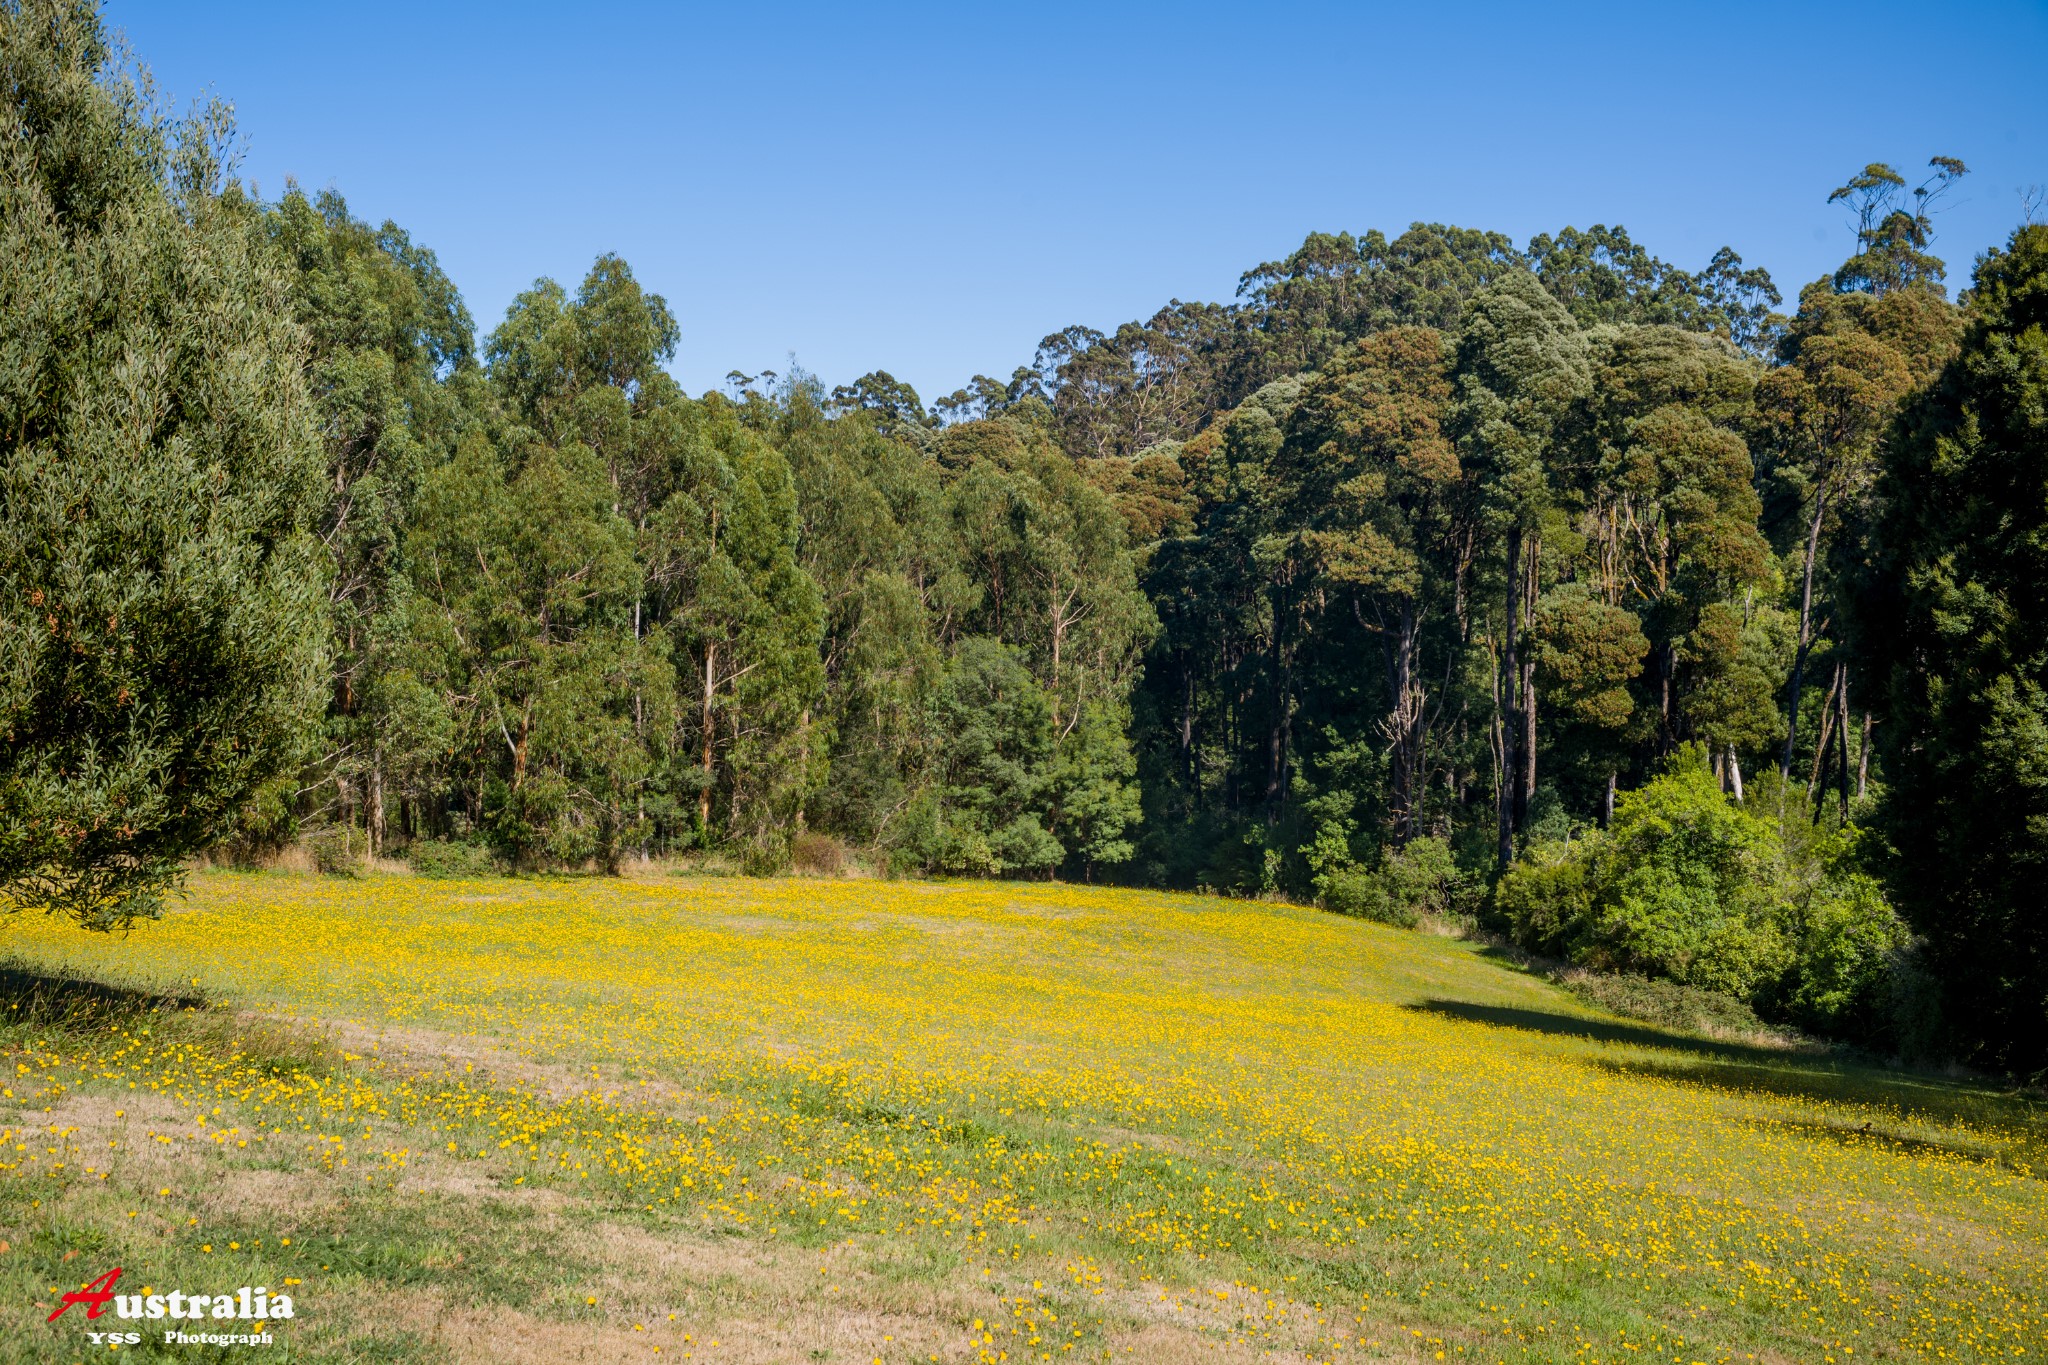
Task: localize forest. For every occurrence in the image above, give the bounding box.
[5,2,2047,1074]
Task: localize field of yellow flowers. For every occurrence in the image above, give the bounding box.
[1,870,2043,1363]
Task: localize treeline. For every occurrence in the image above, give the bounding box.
[245,201,1153,880]
[5,3,2046,1071]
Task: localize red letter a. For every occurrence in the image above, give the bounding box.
[47,1267,122,1322]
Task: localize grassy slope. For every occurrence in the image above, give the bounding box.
[0,870,2042,1364]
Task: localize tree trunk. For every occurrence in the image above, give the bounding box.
[1836,665,1854,815]
[699,640,716,838]
[1498,528,1523,871]
[1520,537,1540,823]
[369,758,384,861]
[1727,744,1744,802]
[1488,638,1506,852]
[1603,772,1616,828]
[1389,600,1420,843]
[1180,662,1196,790]
[1857,712,1872,797]
[1807,662,1843,794]
[1780,482,1830,777]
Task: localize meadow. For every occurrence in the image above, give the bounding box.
[0,871,2042,1363]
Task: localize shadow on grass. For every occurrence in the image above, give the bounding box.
[0,958,205,1030]
[1589,1055,2048,1142]
[1746,1114,2030,1169]
[1405,998,1790,1063]
[1414,997,2048,1154]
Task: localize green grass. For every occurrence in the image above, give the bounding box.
[0,870,2041,1363]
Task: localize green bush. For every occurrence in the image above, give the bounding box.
[1498,747,1912,1043]
[408,840,506,880]
[1560,970,1776,1039]
[1774,857,1910,1036]
[1314,835,1475,928]
[1381,836,1475,919]
[1494,840,1595,950]
[1317,864,1413,926]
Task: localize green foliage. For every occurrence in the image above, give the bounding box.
[1498,750,1911,1041]
[1315,835,1472,928]
[1511,752,1790,997]
[0,2,326,928]
[261,185,475,852]
[407,840,504,880]
[1315,865,1415,927]
[1856,223,2048,1072]
[1531,586,1647,731]
[1558,970,1776,1039]
[904,639,1062,876]
[1827,159,1968,297]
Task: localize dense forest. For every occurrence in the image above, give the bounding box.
[4,3,2046,1072]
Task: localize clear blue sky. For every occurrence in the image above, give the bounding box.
[110,1,2048,402]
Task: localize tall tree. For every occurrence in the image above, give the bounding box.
[1274,328,1463,843]
[1856,224,2048,1073]
[1528,225,1780,350]
[1449,273,1592,867]
[0,0,325,925]
[1759,282,1960,780]
[264,185,476,855]
[1828,158,1968,297]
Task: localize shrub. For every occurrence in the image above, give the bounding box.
[791,832,850,876]
[1382,836,1478,920]
[1495,841,1596,953]
[1317,865,1413,927]
[1559,970,1777,1040]
[408,840,505,880]
[1776,864,1910,1037]
[1314,835,1474,928]
[1499,747,1911,1044]
[304,827,361,877]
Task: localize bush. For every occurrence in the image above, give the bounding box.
[1775,865,1909,1036]
[791,832,850,876]
[408,840,505,880]
[1494,841,1595,950]
[1314,835,1475,928]
[304,827,361,877]
[1318,864,1413,927]
[1559,970,1777,1040]
[1498,747,1912,1044]
[1381,836,1478,920]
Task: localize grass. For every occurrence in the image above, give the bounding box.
[0,870,2042,1363]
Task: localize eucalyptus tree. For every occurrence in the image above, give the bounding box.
[1272,328,1463,843]
[1449,273,1592,866]
[1759,281,1959,782]
[263,186,476,853]
[1568,326,1769,762]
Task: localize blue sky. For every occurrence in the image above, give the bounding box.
[112,1,2048,402]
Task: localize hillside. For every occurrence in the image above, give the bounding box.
[2,872,2042,1361]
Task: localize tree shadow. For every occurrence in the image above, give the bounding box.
[1411,998,2048,1149]
[0,959,205,1030]
[1588,1054,2047,1138]
[1405,998,1792,1063]
[1746,1113,2039,1173]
